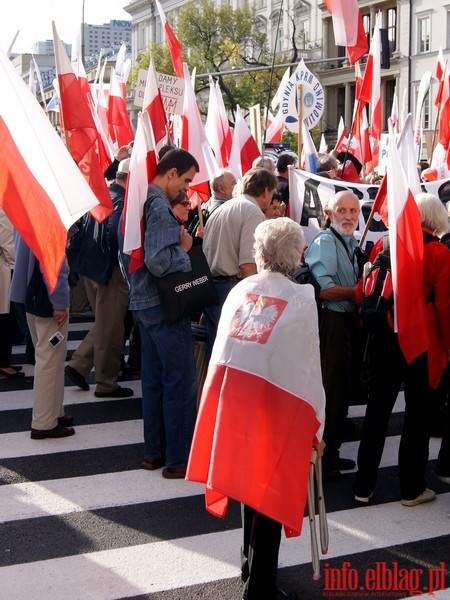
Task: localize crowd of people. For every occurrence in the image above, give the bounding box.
[2,146,449,600]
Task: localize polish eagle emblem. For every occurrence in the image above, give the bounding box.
[230,294,287,343]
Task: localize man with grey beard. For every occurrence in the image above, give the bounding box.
[305,191,363,475]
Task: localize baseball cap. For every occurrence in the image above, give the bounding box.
[117,158,130,174]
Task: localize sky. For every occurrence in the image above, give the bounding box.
[0,0,131,54]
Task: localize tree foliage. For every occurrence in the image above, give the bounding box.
[130,0,294,121]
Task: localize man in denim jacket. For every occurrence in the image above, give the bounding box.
[130,149,200,479]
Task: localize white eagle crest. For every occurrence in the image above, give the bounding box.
[232,296,279,339]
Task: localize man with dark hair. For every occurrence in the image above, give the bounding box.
[203,167,277,357]
[129,148,200,479]
[65,159,133,399]
[276,151,298,208]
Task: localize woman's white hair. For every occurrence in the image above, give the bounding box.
[415,192,450,236]
[253,217,305,275]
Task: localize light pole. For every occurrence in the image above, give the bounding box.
[81,0,85,64]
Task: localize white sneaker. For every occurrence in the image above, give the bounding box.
[401,488,436,507]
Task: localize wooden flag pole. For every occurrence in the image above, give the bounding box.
[297,84,303,159]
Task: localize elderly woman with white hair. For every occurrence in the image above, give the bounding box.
[187,218,325,600]
[354,192,450,507]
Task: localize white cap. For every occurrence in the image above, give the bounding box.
[117,158,130,174]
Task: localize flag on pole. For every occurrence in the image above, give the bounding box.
[265,109,285,145]
[271,66,291,111]
[325,0,368,65]
[358,12,382,166]
[205,76,232,168]
[181,63,220,204]
[228,105,261,179]
[29,56,47,112]
[435,46,446,106]
[186,273,325,537]
[155,0,184,78]
[0,47,98,291]
[108,67,134,148]
[53,22,113,222]
[115,42,131,100]
[301,120,318,173]
[390,86,399,134]
[386,134,429,364]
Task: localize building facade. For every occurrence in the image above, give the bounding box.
[82,19,132,66]
[123,0,450,158]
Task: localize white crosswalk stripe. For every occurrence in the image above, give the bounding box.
[0,318,448,600]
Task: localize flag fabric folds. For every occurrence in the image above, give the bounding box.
[228,105,261,179]
[155,0,184,78]
[53,22,113,223]
[205,76,232,168]
[325,0,368,65]
[0,47,98,291]
[108,67,134,149]
[186,271,325,537]
[386,135,429,364]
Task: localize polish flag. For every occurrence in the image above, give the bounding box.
[187,272,325,537]
[396,113,421,197]
[386,135,429,364]
[53,22,113,222]
[435,46,446,106]
[205,77,232,168]
[437,67,450,151]
[325,0,368,65]
[0,47,98,291]
[29,56,47,113]
[181,63,220,204]
[358,13,381,167]
[70,34,91,101]
[228,105,261,179]
[301,120,318,173]
[108,67,134,149]
[115,42,131,101]
[390,86,399,134]
[155,0,184,78]
[271,66,291,111]
[122,57,167,273]
[265,109,285,145]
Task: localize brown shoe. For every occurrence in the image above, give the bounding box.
[31,424,75,439]
[162,467,186,479]
[142,457,164,471]
[58,415,74,427]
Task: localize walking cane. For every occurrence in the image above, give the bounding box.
[307,449,329,580]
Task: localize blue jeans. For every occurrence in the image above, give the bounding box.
[133,305,197,468]
[203,281,237,359]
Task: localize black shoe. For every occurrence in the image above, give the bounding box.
[0,367,25,379]
[94,386,134,398]
[65,365,89,391]
[31,424,75,439]
[58,415,74,427]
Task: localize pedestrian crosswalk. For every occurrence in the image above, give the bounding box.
[0,317,448,600]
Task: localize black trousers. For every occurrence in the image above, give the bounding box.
[354,327,431,500]
[0,313,14,366]
[319,308,363,465]
[241,505,282,600]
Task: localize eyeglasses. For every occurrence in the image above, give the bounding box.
[179,200,191,208]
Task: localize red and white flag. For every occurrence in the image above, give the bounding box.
[265,109,285,145]
[205,76,232,168]
[122,57,167,272]
[386,134,429,364]
[187,272,325,537]
[115,42,131,100]
[53,22,113,222]
[358,13,382,167]
[155,0,184,78]
[301,120,318,173]
[435,46,446,106]
[325,0,368,65]
[28,56,47,113]
[108,67,134,149]
[228,105,261,179]
[0,47,98,291]
[181,63,220,204]
[271,66,291,111]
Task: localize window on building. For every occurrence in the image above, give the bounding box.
[255,0,267,9]
[418,14,430,53]
[422,90,430,130]
[298,19,309,50]
[271,13,283,53]
[385,79,396,123]
[387,7,396,54]
[337,87,345,125]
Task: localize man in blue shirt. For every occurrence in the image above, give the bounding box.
[305,190,362,474]
[129,149,200,479]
